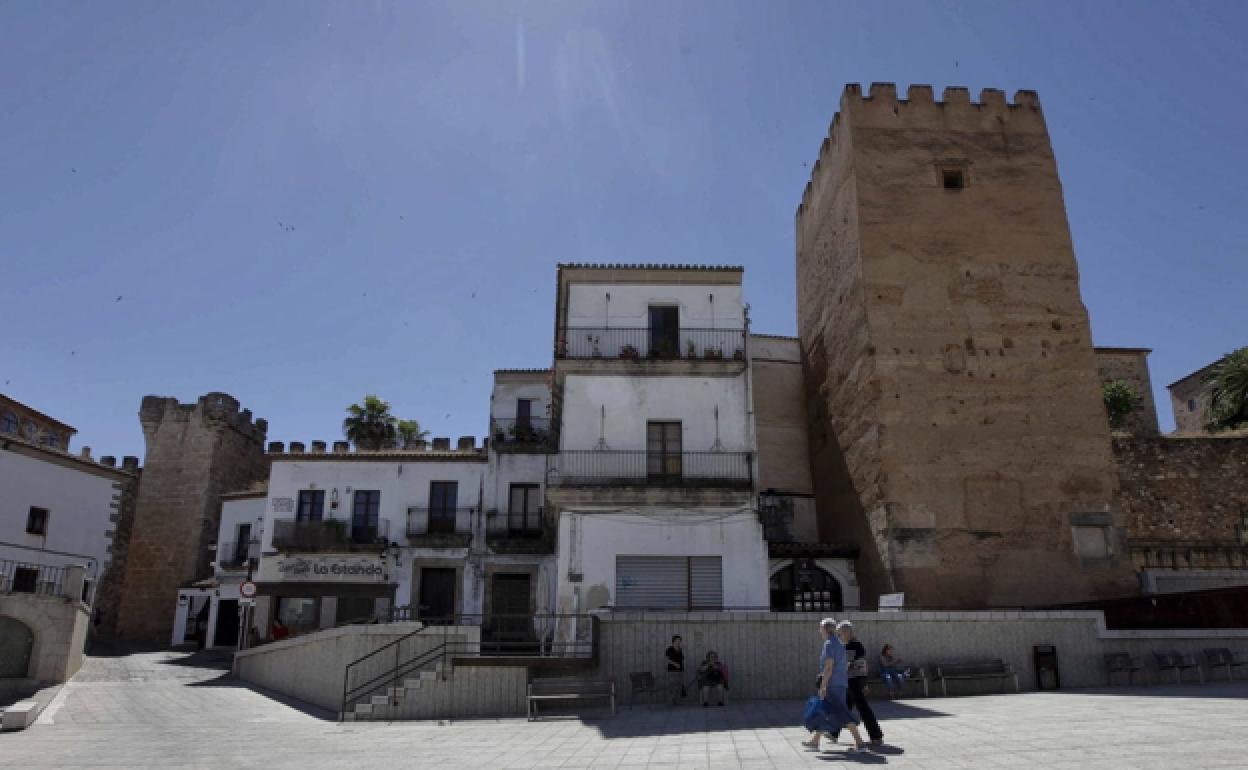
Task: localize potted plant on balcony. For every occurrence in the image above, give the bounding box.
[588,334,602,358]
[733,347,745,361]
[619,344,640,360]
[324,518,348,545]
[704,346,723,361]
[686,340,698,359]
[555,336,568,359]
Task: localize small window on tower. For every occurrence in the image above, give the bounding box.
[942,168,965,190]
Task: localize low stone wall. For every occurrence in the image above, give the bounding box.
[0,593,90,684]
[592,611,1248,700]
[233,624,478,712]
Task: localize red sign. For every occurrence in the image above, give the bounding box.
[239,581,257,599]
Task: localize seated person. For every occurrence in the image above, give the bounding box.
[697,650,729,707]
[878,644,908,698]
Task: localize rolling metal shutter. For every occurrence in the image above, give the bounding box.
[689,557,723,610]
[615,556,688,609]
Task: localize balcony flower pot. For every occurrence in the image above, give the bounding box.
[619,345,640,360]
[704,347,723,361]
[686,341,698,359]
[733,348,745,361]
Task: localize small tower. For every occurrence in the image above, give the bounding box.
[796,84,1138,607]
[112,393,268,641]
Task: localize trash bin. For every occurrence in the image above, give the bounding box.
[1034,644,1060,690]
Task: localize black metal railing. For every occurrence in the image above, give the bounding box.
[340,613,597,719]
[271,518,391,552]
[0,559,68,597]
[406,507,474,538]
[556,327,746,361]
[551,450,752,486]
[489,417,553,450]
[485,509,545,538]
[214,540,258,569]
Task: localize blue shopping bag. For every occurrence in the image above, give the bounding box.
[802,695,833,733]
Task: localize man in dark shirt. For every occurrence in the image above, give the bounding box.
[831,621,883,744]
[665,635,685,703]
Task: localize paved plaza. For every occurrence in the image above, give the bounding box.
[3,648,1247,769]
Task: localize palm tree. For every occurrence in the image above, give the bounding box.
[343,395,398,450]
[1202,347,1248,432]
[397,419,430,448]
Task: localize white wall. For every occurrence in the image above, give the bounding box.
[483,453,547,513]
[215,497,264,569]
[0,449,120,587]
[490,381,550,422]
[559,374,750,452]
[554,510,769,613]
[566,283,744,330]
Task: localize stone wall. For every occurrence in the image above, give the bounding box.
[0,591,91,684]
[796,84,1138,608]
[750,335,814,497]
[113,393,268,641]
[1095,348,1160,435]
[92,463,140,638]
[1169,369,1212,434]
[1114,435,1248,571]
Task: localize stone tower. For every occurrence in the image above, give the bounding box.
[113,393,268,641]
[796,84,1138,608]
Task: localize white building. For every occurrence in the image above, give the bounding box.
[1,398,137,608]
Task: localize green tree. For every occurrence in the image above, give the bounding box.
[397,419,430,448]
[1102,380,1140,432]
[1202,347,1248,432]
[342,395,398,450]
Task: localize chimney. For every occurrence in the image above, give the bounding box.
[80,446,92,460]
[100,456,116,467]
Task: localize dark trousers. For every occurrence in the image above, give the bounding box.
[831,678,883,742]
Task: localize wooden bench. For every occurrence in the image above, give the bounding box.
[527,678,615,720]
[1154,651,1202,684]
[1105,652,1147,686]
[1203,648,1248,682]
[931,659,1019,697]
[867,662,929,698]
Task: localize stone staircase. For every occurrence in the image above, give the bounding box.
[341,660,447,721]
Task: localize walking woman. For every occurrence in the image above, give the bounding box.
[802,618,868,754]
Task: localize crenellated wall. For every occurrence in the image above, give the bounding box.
[797,83,1139,609]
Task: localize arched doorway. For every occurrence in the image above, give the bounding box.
[769,561,843,612]
[0,616,34,678]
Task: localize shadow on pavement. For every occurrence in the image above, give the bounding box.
[184,674,338,721]
[1032,682,1248,700]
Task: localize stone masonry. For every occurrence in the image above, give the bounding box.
[1094,348,1160,436]
[112,393,268,641]
[796,84,1139,608]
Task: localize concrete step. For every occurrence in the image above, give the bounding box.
[354,703,373,715]
[1,701,38,732]
[341,712,355,722]
[370,694,391,706]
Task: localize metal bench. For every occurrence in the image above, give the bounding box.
[931,659,1019,697]
[628,671,659,708]
[1202,648,1247,682]
[1154,651,1202,684]
[867,662,929,698]
[527,678,615,720]
[1105,652,1147,686]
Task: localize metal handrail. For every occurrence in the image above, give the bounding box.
[551,450,752,486]
[556,326,746,360]
[484,509,545,537]
[0,559,68,597]
[405,507,475,537]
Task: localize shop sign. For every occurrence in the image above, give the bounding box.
[256,554,387,584]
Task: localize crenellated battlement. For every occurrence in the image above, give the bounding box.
[265,435,484,458]
[798,83,1048,220]
[138,392,267,444]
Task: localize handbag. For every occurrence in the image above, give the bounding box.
[802,695,833,733]
[849,657,868,678]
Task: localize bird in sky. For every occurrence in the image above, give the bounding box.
[115,295,123,302]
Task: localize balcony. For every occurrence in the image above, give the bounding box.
[490,417,554,452]
[270,518,391,553]
[485,509,553,554]
[406,507,474,548]
[0,559,67,598]
[550,450,752,488]
[214,540,259,570]
[556,327,746,362]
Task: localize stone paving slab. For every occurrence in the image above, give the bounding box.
[2,650,1247,768]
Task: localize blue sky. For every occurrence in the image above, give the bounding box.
[2,1,1245,459]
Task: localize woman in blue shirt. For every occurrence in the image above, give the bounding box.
[802,618,868,753]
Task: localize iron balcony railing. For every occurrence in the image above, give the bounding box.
[489,417,553,450]
[0,559,68,597]
[406,507,475,538]
[271,518,391,552]
[485,508,545,538]
[556,327,746,361]
[214,540,259,569]
[550,450,752,487]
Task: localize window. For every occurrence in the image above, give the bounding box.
[275,597,319,632]
[40,431,59,449]
[352,490,381,542]
[0,412,17,434]
[648,305,680,359]
[296,490,324,522]
[615,556,722,610]
[233,523,253,564]
[1188,399,1197,412]
[428,482,458,534]
[646,421,682,480]
[81,578,93,604]
[508,484,541,533]
[26,507,49,536]
[12,567,39,594]
[1072,526,1112,560]
[942,168,965,190]
[770,561,843,612]
[21,420,38,441]
[516,398,533,428]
